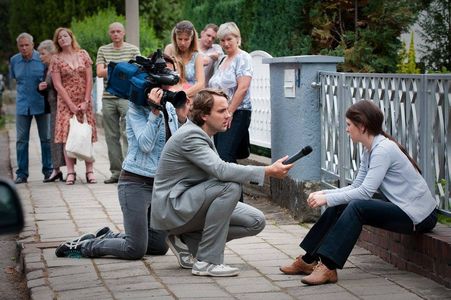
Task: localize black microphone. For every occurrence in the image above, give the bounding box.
[283,146,313,165]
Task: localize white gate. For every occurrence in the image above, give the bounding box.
[249,50,272,149]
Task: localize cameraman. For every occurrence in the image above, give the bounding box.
[55,87,184,259]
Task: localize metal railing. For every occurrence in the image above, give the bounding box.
[319,72,451,214]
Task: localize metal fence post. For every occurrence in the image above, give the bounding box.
[338,73,347,188]
[419,75,434,196]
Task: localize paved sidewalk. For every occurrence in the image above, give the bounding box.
[7,121,451,300]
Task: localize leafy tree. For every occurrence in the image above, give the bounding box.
[7,0,124,45]
[397,32,421,73]
[307,0,430,72]
[71,7,161,71]
[0,0,13,74]
[1,0,180,75]
[2,0,123,76]
[418,0,451,72]
[181,0,431,73]
[139,0,182,42]
[181,0,313,55]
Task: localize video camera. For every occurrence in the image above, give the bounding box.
[106,49,187,110]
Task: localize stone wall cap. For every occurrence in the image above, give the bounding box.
[263,55,344,64]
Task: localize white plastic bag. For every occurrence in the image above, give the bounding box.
[65,115,95,162]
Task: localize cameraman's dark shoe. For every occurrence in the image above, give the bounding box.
[94,226,113,239]
[104,177,118,184]
[55,233,94,258]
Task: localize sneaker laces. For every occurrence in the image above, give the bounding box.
[312,262,325,272]
[211,264,231,271]
[181,253,194,263]
[62,238,84,258]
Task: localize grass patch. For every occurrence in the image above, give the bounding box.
[250,144,271,158]
[437,213,451,226]
[0,114,14,129]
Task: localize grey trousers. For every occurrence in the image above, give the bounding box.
[102,98,128,179]
[170,180,266,265]
[81,179,168,259]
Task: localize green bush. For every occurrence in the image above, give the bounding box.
[438,213,451,226]
[182,0,429,73]
[71,7,162,69]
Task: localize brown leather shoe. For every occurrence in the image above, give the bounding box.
[279,256,318,275]
[301,262,338,285]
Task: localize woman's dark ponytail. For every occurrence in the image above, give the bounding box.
[381,131,422,174]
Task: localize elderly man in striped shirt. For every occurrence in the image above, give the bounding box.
[96,22,141,184]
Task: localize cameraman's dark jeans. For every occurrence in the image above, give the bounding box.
[214,109,251,163]
[300,199,437,269]
[81,172,168,259]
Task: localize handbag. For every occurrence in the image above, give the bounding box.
[65,114,95,162]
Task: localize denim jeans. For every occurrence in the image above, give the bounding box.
[300,199,437,269]
[102,98,128,180]
[214,110,251,163]
[81,178,168,259]
[15,113,52,178]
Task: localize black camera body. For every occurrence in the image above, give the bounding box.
[106,49,187,110]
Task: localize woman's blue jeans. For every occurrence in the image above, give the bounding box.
[300,199,437,269]
[81,179,168,259]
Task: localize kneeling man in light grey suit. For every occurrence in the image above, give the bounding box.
[151,88,294,277]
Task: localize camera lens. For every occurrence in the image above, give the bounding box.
[162,90,187,108]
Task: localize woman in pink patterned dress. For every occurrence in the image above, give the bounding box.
[50,27,97,185]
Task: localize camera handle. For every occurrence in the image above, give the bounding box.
[147,100,164,111]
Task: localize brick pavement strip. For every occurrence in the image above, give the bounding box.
[6,122,451,299]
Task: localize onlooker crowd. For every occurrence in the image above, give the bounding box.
[9,20,250,186]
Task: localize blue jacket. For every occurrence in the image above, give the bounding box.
[9,50,46,115]
[122,101,179,177]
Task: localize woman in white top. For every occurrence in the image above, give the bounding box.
[209,22,253,164]
[280,100,437,285]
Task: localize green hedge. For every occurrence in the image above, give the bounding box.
[71,7,162,67]
[181,0,428,73]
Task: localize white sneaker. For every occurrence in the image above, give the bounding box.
[192,260,240,277]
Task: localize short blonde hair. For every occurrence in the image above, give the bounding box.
[217,22,241,46]
[109,22,125,33]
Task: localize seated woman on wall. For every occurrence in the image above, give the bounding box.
[279,100,437,285]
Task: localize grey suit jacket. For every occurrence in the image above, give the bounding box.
[151,121,265,230]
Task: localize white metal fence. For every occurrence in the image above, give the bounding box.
[249,50,272,149]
